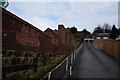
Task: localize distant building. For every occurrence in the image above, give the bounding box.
[95,33,109,39]
[84,38,93,43]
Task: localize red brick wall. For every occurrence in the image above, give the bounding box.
[66,29,74,52]
[2,8,75,55]
[44,26,74,54]
[16,24,40,48]
[2,10,17,50]
[2,8,51,53]
[38,32,52,54]
[44,31,61,46]
[57,25,67,46]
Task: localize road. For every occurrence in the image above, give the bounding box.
[70,43,119,79]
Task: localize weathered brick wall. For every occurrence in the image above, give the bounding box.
[2,8,51,53]
[66,29,74,52]
[57,25,67,46]
[38,32,52,54]
[2,11,17,50]
[57,25,74,53]
[44,27,75,55]
[2,8,75,55]
[44,32,61,46]
[16,24,40,48]
[2,8,76,79]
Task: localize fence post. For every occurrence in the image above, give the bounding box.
[70,66,72,76]
[74,52,75,60]
[66,58,68,72]
[48,72,51,80]
[71,54,73,64]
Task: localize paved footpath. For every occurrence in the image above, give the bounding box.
[70,43,119,79]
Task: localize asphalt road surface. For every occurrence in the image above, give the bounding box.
[70,43,119,79]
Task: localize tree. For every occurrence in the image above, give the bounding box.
[82,29,90,34]
[102,23,111,33]
[110,25,118,39]
[93,23,111,34]
[93,26,103,34]
[70,26,77,34]
[79,29,90,42]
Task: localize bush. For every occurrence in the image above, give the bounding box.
[14,50,21,56]
[29,55,67,80]
[2,49,7,56]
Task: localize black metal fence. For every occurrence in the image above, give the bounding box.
[40,43,83,80]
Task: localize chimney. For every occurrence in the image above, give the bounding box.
[58,24,65,30]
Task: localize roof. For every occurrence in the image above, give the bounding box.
[84,38,94,41]
[44,28,54,32]
[95,33,109,37]
[44,28,60,38]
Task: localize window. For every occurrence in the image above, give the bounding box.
[103,37,108,39]
[97,37,100,39]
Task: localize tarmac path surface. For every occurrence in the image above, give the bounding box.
[71,43,119,79]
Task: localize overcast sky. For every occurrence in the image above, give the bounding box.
[6,1,118,32]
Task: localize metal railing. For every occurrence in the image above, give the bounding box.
[40,43,83,80]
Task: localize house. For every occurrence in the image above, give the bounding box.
[95,33,109,39]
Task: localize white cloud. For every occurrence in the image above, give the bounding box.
[7,2,118,32]
[55,2,118,31]
[9,0,119,2]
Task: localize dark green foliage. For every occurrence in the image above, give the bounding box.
[14,50,21,56]
[7,50,14,56]
[70,26,77,34]
[70,27,91,43]
[93,24,119,39]
[110,25,119,39]
[73,33,81,40]
[103,23,111,33]
[93,23,111,34]
[41,54,48,65]
[82,29,90,34]
[79,29,91,42]
[29,55,67,80]
[93,26,103,34]
[2,49,7,56]
[11,57,17,65]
